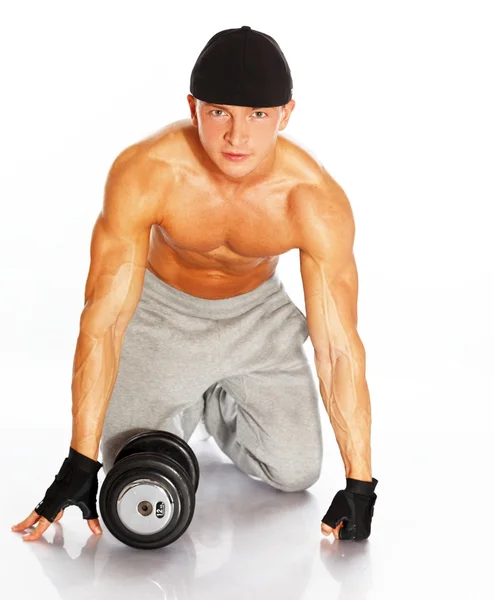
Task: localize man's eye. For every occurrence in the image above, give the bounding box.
[212,110,225,116]
[253,111,267,118]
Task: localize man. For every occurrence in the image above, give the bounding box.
[12,25,377,543]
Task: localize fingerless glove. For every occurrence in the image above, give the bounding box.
[322,477,378,540]
[34,448,102,522]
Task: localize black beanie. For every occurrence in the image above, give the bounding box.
[190,26,293,108]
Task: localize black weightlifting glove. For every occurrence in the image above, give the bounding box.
[322,477,378,540]
[34,448,103,522]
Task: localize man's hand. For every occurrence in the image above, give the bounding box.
[11,448,103,542]
[321,477,378,541]
[11,508,102,542]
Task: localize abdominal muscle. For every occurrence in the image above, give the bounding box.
[146,222,284,300]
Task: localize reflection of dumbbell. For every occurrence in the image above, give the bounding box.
[99,430,200,549]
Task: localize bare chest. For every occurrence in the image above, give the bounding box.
[156,184,299,263]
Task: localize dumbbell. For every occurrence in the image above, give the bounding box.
[98,430,200,550]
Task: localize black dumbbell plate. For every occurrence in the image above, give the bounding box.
[114,430,200,492]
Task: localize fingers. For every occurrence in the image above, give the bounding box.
[12,508,64,533]
[87,519,103,536]
[12,509,101,541]
[335,522,344,539]
[21,515,53,542]
[321,521,344,539]
[54,510,64,523]
[11,510,42,532]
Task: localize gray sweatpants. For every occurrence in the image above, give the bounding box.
[100,268,323,492]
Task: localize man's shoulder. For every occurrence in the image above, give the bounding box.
[114,120,189,164]
[102,127,186,226]
[108,121,193,193]
[284,153,354,253]
[283,142,349,219]
[278,133,327,173]
[279,136,342,197]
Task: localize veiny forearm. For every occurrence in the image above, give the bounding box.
[316,352,372,481]
[70,326,125,460]
[69,245,145,459]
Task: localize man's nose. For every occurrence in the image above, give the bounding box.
[225,122,249,148]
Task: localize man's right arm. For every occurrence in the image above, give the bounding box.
[70,153,166,460]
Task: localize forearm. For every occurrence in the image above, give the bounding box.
[70,323,125,460]
[316,352,372,481]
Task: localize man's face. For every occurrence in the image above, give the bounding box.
[187,95,295,180]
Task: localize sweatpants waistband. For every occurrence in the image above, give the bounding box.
[141,268,286,319]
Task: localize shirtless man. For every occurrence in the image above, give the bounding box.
[12,26,378,544]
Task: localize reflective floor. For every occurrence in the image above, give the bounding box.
[2,415,491,600]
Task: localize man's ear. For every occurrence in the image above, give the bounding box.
[279,99,296,131]
[187,94,199,127]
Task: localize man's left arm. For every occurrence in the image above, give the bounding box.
[293,181,372,482]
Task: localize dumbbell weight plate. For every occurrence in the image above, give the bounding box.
[114,431,200,493]
[99,452,195,550]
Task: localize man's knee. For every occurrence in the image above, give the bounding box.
[279,467,321,492]
[264,453,323,492]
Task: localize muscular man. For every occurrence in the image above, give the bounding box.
[12,26,377,543]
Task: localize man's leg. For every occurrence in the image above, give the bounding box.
[203,305,323,492]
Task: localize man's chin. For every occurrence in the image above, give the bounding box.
[215,159,254,178]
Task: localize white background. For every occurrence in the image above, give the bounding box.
[1,1,493,599]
